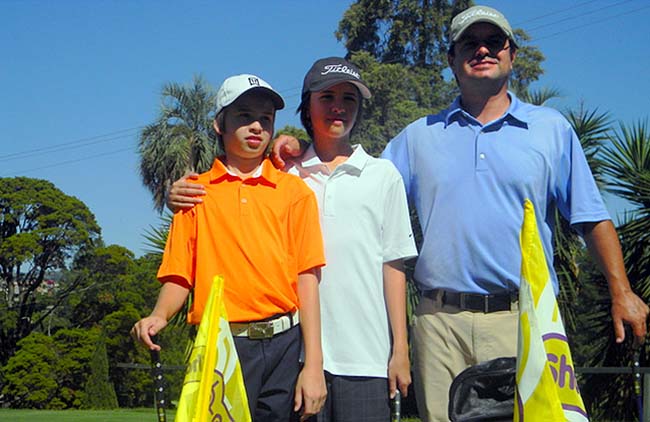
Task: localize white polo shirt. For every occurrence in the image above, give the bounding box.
[287,144,417,377]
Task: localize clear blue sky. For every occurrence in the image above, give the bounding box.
[2,0,649,257]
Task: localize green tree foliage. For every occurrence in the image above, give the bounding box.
[139,76,219,212]
[56,246,149,407]
[516,86,561,108]
[566,106,611,189]
[1,332,58,409]
[88,249,188,407]
[52,328,100,408]
[336,1,545,158]
[2,328,101,409]
[100,305,190,408]
[607,121,650,301]
[509,29,545,96]
[276,125,309,141]
[101,306,152,408]
[0,177,101,365]
[336,1,464,154]
[336,0,470,70]
[349,51,443,156]
[575,120,650,422]
[63,245,141,329]
[81,334,118,409]
[552,107,612,332]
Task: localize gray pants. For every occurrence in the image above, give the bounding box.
[312,371,391,422]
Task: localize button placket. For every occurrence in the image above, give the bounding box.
[240,183,250,216]
[323,171,339,217]
[476,130,488,172]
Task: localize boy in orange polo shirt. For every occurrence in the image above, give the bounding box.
[131,74,327,421]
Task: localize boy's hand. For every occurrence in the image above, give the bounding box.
[388,349,411,399]
[167,173,205,213]
[294,364,326,421]
[270,135,303,169]
[131,315,168,351]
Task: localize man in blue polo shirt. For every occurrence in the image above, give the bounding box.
[381,5,649,421]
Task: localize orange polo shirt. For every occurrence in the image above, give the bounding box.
[157,157,325,324]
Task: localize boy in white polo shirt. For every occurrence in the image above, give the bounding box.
[285,57,417,422]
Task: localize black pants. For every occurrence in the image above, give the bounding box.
[234,324,301,421]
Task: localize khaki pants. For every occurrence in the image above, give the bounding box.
[412,294,518,422]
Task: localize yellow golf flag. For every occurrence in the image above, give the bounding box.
[176,276,251,422]
[515,200,588,422]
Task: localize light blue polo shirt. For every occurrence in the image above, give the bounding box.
[381,93,610,294]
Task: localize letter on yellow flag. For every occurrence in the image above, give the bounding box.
[515,200,589,422]
[176,276,251,422]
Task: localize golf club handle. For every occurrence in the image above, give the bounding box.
[632,346,643,422]
[392,389,401,422]
[150,340,167,422]
[633,362,641,395]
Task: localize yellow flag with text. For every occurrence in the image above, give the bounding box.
[176,276,251,422]
[515,200,589,422]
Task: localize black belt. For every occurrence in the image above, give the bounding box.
[424,289,515,313]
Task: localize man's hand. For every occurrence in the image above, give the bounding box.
[388,349,411,399]
[611,289,649,346]
[167,173,205,213]
[293,364,327,421]
[270,134,304,169]
[131,315,168,351]
[581,220,649,347]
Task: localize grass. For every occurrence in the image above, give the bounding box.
[0,408,176,421]
[0,408,421,421]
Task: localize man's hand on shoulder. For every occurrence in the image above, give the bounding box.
[167,173,205,213]
[270,134,306,169]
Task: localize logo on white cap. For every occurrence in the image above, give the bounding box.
[457,8,501,25]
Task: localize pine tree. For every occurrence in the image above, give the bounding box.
[81,334,118,409]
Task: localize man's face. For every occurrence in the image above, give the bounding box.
[216,91,275,161]
[448,22,516,88]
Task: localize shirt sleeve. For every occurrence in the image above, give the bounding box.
[554,123,610,228]
[381,127,413,198]
[157,208,197,289]
[382,164,419,263]
[289,186,326,274]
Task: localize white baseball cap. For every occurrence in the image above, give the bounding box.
[215,74,285,115]
[450,5,518,48]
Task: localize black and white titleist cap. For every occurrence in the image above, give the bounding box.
[301,57,371,100]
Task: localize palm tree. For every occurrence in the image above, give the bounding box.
[555,106,613,332]
[565,106,612,188]
[602,120,650,309]
[516,86,561,107]
[576,120,650,421]
[139,76,219,212]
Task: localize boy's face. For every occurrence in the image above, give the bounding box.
[215,91,275,161]
[308,82,360,141]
